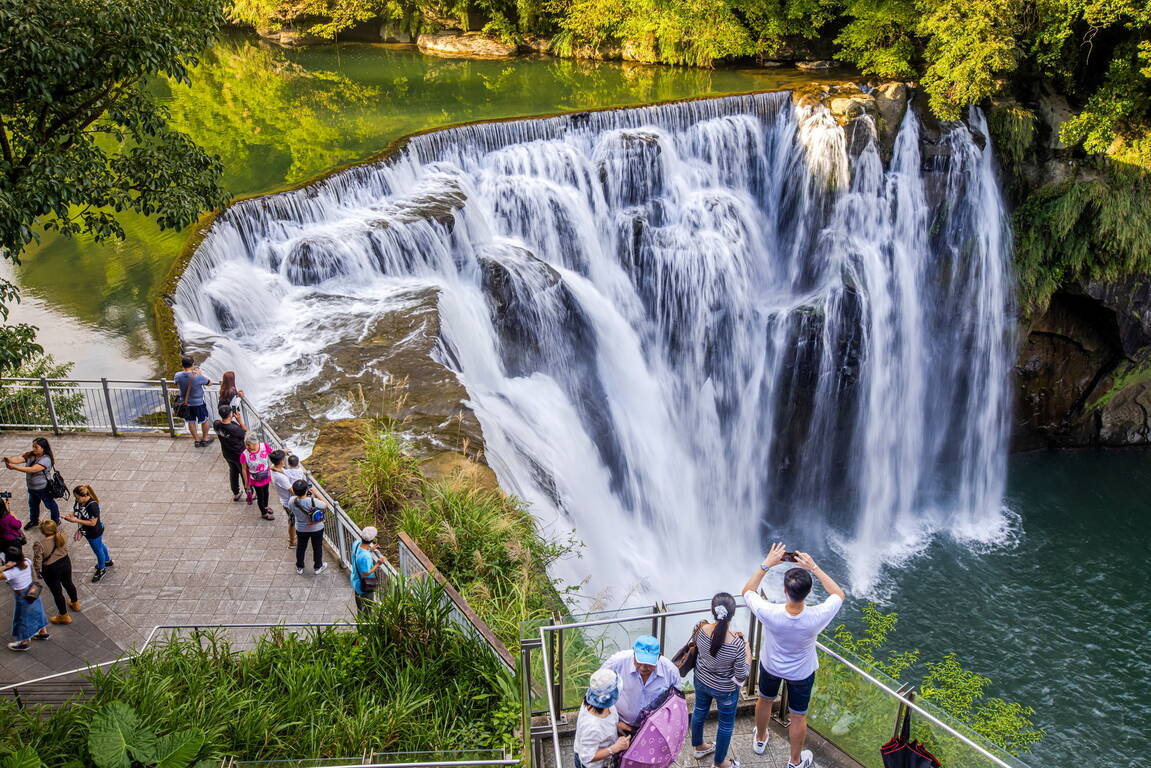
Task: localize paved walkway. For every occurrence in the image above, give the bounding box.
[0,433,353,686]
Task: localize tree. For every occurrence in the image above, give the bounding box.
[0,0,230,369]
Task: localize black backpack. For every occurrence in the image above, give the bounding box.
[47,469,69,500]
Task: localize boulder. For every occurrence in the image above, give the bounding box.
[521,36,553,55]
[417,31,518,58]
[872,82,909,157]
[796,60,836,71]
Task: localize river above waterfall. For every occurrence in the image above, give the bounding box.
[11,33,826,378]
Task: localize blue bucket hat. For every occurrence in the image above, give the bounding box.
[633,634,660,665]
[586,668,621,708]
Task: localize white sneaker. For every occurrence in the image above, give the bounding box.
[752,728,769,755]
[693,744,715,759]
[314,564,328,576]
[295,567,304,575]
[787,750,813,768]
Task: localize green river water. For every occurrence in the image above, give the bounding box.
[12,32,1148,768]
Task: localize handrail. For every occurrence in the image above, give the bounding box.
[532,600,1027,768]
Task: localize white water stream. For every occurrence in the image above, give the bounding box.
[174,92,1015,600]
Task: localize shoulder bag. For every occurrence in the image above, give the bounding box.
[671,620,707,676]
[172,374,193,420]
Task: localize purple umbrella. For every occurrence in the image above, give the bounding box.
[620,688,689,768]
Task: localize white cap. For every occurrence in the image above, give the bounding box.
[361,526,378,541]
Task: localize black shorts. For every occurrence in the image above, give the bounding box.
[758,669,816,715]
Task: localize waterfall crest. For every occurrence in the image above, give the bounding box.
[175,92,1015,598]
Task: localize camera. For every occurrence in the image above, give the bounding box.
[781,551,798,563]
[0,491,11,499]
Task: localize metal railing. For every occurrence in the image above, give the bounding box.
[521,598,1035,768]
[398,532,515,671]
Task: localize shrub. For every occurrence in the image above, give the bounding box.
[0,578,516,765]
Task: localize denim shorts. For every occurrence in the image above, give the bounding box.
[758,669,816,715]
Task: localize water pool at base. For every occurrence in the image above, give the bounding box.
[860,452,1151,767]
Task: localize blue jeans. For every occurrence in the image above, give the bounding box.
[692,680,739,765]
[27,488,59,524]
[86,536,110,569]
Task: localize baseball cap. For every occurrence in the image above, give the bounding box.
[633,634,660,665]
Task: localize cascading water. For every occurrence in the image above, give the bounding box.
[174,92,1015,599]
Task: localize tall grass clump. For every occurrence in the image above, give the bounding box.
[346,423,423,529]
[399,476,575,649]
[0,578,516,766]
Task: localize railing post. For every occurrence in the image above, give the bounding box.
[336,512,350,569]
[160,379,177,438]
[100,378,118,436]
[546,625,562,723]
[655,600,668,658]
[745,599,761,699]
[40,377,60,435]
[556,623,565,714]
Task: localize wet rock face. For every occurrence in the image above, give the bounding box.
[1014,280,1151,448]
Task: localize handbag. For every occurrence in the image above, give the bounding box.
[23,581,43,602]
[881,695,942,768]
[671,620,707,676]
[172,373,194,420]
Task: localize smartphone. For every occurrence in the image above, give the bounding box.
[782,551,798,563]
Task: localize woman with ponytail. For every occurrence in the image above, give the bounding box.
[689,592,751,768]
[33,520,79,624]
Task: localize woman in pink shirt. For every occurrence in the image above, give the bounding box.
[241,434,274,520]
[0,497,22,551]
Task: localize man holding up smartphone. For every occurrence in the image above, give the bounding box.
[741,542,846,768]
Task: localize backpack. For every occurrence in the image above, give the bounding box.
[47,469,69,500]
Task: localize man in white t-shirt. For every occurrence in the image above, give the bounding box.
[742,542,845,768]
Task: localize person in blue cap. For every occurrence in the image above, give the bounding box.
[574,669,631,768]
[603,634,681,731]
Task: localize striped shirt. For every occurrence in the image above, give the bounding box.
[693,625,749,693]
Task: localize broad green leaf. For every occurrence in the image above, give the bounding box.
[88,701,158,768]
[0,746,45,768]
[153,729,206,768]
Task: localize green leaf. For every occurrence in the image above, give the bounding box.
[88,701,159,768]
[152,729,207,768]
[0,746,45,768]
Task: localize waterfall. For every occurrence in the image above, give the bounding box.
[174,92,1015,598]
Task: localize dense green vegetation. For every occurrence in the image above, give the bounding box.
[0,578,516,766]
[343,425,573,649]
[0,0,230,368]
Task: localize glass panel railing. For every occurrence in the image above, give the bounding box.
[812,637,1032,768]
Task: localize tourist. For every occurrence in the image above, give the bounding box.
[1,546,51,651]
[212,404,248,502]
[63,485,114,582]
[269,449,296,547]
[288,479,327,575]
[351,526,387,613]
[603,634,681,731]
[173,355,213,447]
[4,437,59,530]
[285,453,306,486]
[690,592,751,768]
[242,433,274,520]
[32,520,80,625]
[574,669,630,768]
[0,496,23,551]
[742,543,845,768]
[217,370,247,430]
